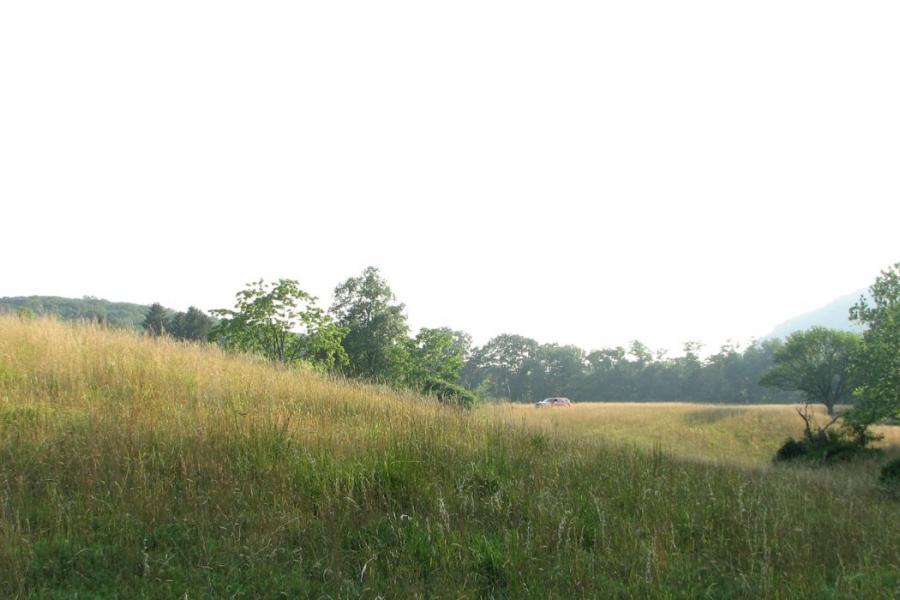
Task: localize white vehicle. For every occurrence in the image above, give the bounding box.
[534,397,572,408]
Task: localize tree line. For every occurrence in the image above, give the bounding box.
[136,264,894,410]
[461,335,800,404]
[0,295,151,328]
[133,263,900,423]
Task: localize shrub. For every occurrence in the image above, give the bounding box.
[880,458,900,498]
[774,438,808,462]
[773,430,881,465]
[421,377,477,409]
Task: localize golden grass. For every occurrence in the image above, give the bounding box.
[1,316,898,598]
[481,402,900,467]
[0,315,463,453]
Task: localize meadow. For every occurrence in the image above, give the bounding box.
[0,316,898,598]
[481,402,900,467]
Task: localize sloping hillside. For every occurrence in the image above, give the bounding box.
[0,317,897,598]
[767,290,867,339]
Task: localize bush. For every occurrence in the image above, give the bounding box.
[773,430,881,465]
[880,458,900,498]
[774,438,808,462]
[422,378,477,409]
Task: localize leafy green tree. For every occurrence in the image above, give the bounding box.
[407,328,466,388]
[330,267,409,381]
[292,320,350,372]
[470,334,540,401]
[211,279,344,367]
[168,306,215,341]
[628,340,654,365]
[847,263,900,424]
[438,327,473,364]
[760,327,862,415]
[532,344,586,400]
[142,303,170,336]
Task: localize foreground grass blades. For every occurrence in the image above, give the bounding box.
[0,317,898,598]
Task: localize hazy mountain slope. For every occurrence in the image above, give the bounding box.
[767,290,867,339]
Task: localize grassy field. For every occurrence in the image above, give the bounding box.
[1,317,898,598]
[481,402,900,467]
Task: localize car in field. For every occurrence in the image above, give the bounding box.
[534,397,572,408]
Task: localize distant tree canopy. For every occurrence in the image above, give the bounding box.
[0,296,217,342]
[463,333,801,404]
[142,303,170,337]
[168,307,215,342]
[0,296,152,328]
[140,303,216,342]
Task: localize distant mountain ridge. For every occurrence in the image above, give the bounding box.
[766,290,867,339]
[0,295,155,329]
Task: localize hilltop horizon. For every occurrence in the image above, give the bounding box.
[0,282,877,356]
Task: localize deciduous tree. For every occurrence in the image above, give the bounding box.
[330,267,409,381]
[760,327,861,415]
[211,279,345,368]
[848,263,900,424]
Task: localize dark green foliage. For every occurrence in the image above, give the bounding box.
[167,306,215,341]
[422,377,477,408]
[0,295,152,328]
[773,412,881,465]
[467,334,540,401]
[847,262,900,426]
[465,334,802,404]
[817,433,875,463]
[773,434,877,464]
[880,458,900,496]
[141,303,170,336]
[774,438,808,462]
[330,267,410,381]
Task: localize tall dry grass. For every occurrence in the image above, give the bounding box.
[1,316,898,598]
[482,402,900,467]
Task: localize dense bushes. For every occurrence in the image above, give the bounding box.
[774,438,808,462]
[773,432,880,465]
[881,458,900,498]
[773,405,882,465]
[422,377,477,408]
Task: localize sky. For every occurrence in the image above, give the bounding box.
[1,1,898,355]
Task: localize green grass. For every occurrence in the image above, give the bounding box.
[1,317,898,598]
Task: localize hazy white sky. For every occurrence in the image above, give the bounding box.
[1,1,898,353]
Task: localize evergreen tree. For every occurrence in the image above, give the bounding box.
[142,303,170,336]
